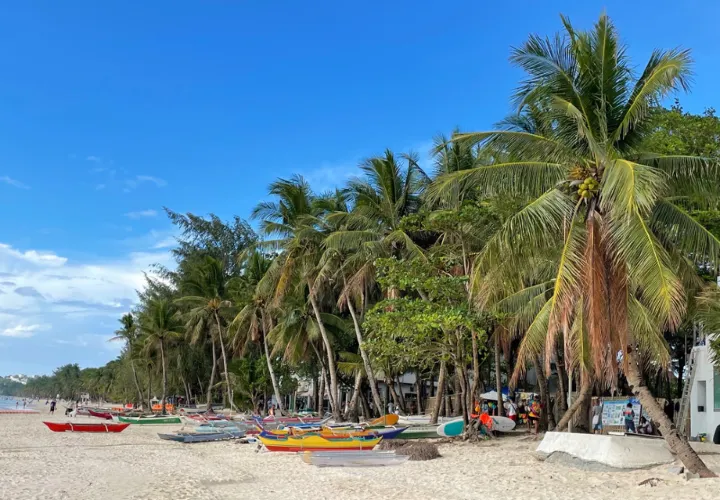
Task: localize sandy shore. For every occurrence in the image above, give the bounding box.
[2,412,720,500]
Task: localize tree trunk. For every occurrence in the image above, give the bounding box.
[213,312,234,410]
[387,378,402,412]
[430,360,446,424]
[260,310,284,412]
[556,352,569,414]
[556,370,591,431]
[347,296,383,416]
[130,357,144,408]
[359,384,371,419]
[415,376,423,415]
[317,367,325,417]
[344,371,363,422]
[535,356,555,429]
[626,348,715,477]
[147,369,153,411]
[307,287,340,419]
[495,335,505,417]
[159,339,167,416]
[395,375,407,413]
[206,334,218,409]
[470,330,481,407]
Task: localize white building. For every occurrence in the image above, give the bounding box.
[689,344,720,440]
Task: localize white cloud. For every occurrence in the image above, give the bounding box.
[1,324,47,338]
[152,237,176,249]
[86,156,101,162]
[126,175,167,190]
[0,244,67,267]
[124,209,158,219]
[95,184,106,190]
[0,176,30,189]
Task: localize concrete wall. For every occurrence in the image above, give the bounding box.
[690,345,720,439]
[536,432,675,469]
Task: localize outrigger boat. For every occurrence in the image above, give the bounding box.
[158,429,245,443]
[118,415,181,425]
[267,425,408,440]
[257,430,381,452]
[43,421,130,433]
[301,450,409,467]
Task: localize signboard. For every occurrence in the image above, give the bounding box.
[600,398,645,427]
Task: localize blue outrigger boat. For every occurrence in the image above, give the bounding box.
[158,429,245,443]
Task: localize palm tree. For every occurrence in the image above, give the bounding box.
[429,14,718,476]
[252,175,343,418]
[108,313,145,407]
[231,250,286,412]
[177,256,235,409]
[139,299,184,415]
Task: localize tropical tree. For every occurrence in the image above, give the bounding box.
[429,13,718,476]
[140,299,184,414]
[108,313,145,406]
[252,175,343,418]
[177,256,235,409]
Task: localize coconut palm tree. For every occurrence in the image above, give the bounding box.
[108,313,145,406]
[230,250,286,412]
[176,256,235,409]
[139,299,184,415]
[428,13,719,476]
[252,175,343,418]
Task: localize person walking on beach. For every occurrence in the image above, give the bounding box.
[50,399,56,415]
[528,395,541,436]
[623,402,636,433]
[591,398,604,434]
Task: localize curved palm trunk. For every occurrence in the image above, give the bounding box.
[470,331,481,407]
[535,356,555,430]
[347,298,382,416]
[495,335,504,417]
[307,287,340,419]
[626,348,715,477]
[430,360,446,424]
[260,310,284,412]
[213,312,234,410]
[555,369,591,431]
[159,338,167,416]
[129,357,144,407]
[206,335,218,409]
[344,371,363,422]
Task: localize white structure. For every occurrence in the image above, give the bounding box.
[689,344,720,440]
[537,432,675,469]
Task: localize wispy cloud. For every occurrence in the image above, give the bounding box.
[153,237,176,249]
[95,184,106,190]
[1,324,47,338]
[124,209,158,219]
[136,175,167,187]
[86,156,101,162]
[0,176,30,190]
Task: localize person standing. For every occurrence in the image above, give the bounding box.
[50,399,56,415]
[528,396,541,436]
[591,398,604,434]
[623,402,636,433]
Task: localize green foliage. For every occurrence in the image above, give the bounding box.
[643,101,720,159]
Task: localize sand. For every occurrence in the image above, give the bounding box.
[2,412,720,500]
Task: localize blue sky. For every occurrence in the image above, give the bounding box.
[1,1,719,375]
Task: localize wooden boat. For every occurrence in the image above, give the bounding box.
[158,429,245,443]
[258,430,381,452]
[88,409,114,420]
[302,450,409,467]
[118,415,181,425]
[43,421,130,433]
[272,425,408,440]
[398,425,440,439]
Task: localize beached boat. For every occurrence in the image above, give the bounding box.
[88,408,114,420]
[397,425,440,439]
[118,415,181,425]
[258,430,381,452]
[271,425,408,440]
[43,421,130,433]
[301,450,409,467]
[158,429,245,443]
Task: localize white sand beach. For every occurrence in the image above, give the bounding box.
[2,413,720,500]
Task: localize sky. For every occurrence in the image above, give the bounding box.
[1,1,720,376]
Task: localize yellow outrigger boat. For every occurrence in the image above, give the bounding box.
[257,430,381,452]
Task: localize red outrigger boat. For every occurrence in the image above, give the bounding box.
[87,408,114,420]
[43,421,130,433]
